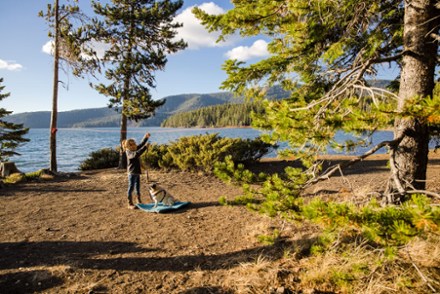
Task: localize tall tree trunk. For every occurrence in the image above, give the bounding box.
[392,0,438,196]
[119,11,135,170]
[49,0,60,173]
[118,111,128,169]
[118,74,131,169]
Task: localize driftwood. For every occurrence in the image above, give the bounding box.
[0,162,21,178]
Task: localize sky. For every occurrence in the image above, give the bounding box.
[0,0,399,115]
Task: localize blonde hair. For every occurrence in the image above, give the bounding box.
[122,139,137,151]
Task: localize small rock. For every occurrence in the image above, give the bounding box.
[276,287,286,293]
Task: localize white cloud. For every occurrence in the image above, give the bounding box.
[175,2,231,49]
[0,59,23,71]
[42,39,109,59]
[88,41,109,59]
[225,39,269,61]
[42,40,54,55]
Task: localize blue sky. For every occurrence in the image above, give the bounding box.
[0,0,398,115]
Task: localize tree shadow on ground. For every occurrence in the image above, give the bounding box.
[0,173,106,196]
[0,270,65,293]
[1,186,107,196]
[178,286,234,294]
[0,238,297,273]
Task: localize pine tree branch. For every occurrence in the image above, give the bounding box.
[303,133,405,188]
[430,32,440,42]
[405,190,440,200]
[370,53,404,64]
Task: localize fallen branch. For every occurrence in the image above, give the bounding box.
[406,249,437,293]
[406,190,440,200]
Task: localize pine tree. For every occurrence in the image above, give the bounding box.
[86,0,187,168]
[39,0,90,173]
[0,78,29,161]
[194,0,440,202]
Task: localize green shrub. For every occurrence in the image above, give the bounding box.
[24,170,44,180]
[141,133,275,174]
[3,173,25,184]
[301,194,439,247]
[228,137,275,163]
[80,134,274,173]
[166,133,235,173]
[141,143,175,170]
[79,148,119,170]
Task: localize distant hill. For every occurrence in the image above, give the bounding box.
[5,108,118,128]
[5,91,243,128]
[5,81,391,128]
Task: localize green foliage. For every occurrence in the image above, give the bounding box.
[85,0,187,122]
[167,133,230,172]
[194,0,438,197]
[214,155,264,184]
[257,229,280,245]
[292,196,440,293]
[0,78,29,161]
[224,194,261,207]
[401,87,440,148]
[24,170,45,180]
[214,156,307,216]
[301,195,439,247]
[3,173,25,184]
[140,133,274,174]
[432,83,440,144]
[141,143,174,170]
[214,155,438,292]
[79,147,119,170]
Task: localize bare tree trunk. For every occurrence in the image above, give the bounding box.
[49,0,60,173]
[119,16,134,170]
[118,111,128,169]
[392,0,438,197]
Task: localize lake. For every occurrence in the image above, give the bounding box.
[12,127,265,172]
[10,127,428,173]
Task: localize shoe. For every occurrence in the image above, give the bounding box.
[127,204,138,210]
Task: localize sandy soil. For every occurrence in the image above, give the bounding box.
[1,153,439,293]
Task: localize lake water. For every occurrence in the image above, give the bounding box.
[10,127,431,173]
[12,127,266,172]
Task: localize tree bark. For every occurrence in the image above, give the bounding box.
[393,0,438,193]
[118,73,131,169]
[118,112,128,169]
[118,7,135,170]
[49,0,60,173]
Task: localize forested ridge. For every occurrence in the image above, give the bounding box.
[161,102,264,128]
[5,82,391,129]
[5,85,291,128]
[5,91,236,128]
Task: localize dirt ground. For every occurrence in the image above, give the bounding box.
[1,153,439,294]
